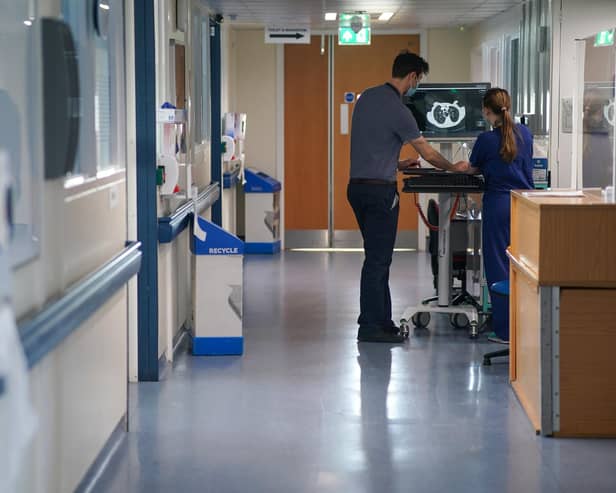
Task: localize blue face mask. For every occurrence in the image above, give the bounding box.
[406,75,420,98]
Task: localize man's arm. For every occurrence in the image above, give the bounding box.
[397,158,421,171]
[410,136,469,172]
[466,166,481,175]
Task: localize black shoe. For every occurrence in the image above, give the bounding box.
[384,324,401,334]
[357,328,406,343]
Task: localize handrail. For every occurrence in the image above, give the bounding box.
[194,182,220,215]
[19,242,142,369]
[158,182,220,243]
[158,200,193,243]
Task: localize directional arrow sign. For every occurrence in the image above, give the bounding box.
[265,27,311,44]
[270,33,305,40]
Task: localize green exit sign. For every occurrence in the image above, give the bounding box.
[338,27,371,45]
[595,30,615,47]
[338,13,371,45]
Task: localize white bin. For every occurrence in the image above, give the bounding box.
[192,216,244,355]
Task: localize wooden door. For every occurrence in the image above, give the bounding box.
[333,35,420,239]
[284,37,329,244]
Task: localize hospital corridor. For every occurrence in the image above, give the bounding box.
[1,1,616,492]
[92,252,616,493]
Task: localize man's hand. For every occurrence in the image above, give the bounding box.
[451,161,471,173]
[410,136,466,172]
[398,158,421,171]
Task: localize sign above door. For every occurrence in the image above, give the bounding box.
[265,27,311,44]
[338,13,371,46]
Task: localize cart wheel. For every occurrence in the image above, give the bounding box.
[450,313,469,329]
[412,312,430,328]
[469,321,479,339]
[399,322,410,339]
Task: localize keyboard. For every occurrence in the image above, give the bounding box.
[402,170,484,194]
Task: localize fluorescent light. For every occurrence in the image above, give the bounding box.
[325,12,337,21]
[100,2,110,10]
[378,12,394,21]
[23,20,32,26]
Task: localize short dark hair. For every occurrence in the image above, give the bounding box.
[392,51,429,79]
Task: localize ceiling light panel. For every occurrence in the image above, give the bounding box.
[203,1,528,29]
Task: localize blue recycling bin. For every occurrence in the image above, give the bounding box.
[192,216,244,355]
[244,168,281,254]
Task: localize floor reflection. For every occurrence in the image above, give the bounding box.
[358,342,395,493]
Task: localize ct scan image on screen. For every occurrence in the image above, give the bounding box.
[405,83,491,139]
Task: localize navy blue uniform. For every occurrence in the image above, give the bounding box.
[470,124,534,340]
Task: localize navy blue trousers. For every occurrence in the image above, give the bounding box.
[482,192,511,340]
[347,183,399,330]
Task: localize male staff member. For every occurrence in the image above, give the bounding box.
[348,51,470,343]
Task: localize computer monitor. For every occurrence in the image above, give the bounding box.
[405,83,491,139]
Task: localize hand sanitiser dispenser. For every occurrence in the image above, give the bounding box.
[41,18,80,179]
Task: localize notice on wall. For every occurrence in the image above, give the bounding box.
[340,104,349,135]
[265,27,311,44]
[344,92,355,103]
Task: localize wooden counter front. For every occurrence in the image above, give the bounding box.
[510,263,616,437]
[510,190,616,287]
[509,263,541,432]
[509,189,616,437]
[558,288,616,436]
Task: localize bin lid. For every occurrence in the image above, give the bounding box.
[223,166,241,189]
[193,216,244,255]
[244,167,281,193]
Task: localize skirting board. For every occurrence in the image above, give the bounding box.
[74,414,127,493]
[285,230,418,249]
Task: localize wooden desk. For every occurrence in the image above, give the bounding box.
[509,190,616,437]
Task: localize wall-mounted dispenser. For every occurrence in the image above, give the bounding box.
[157,103,187,197]
[41,18,80,180]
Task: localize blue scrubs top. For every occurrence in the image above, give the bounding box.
[470,124,534,340]
[470,124,534,192]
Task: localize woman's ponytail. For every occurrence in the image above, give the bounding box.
[483,88,519,163]
[500,107,517,162]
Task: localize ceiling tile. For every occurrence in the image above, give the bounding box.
[204,0,525,29]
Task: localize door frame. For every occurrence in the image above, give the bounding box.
[277,29,428,249]
[134,0,159,382]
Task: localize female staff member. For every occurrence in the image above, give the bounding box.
[465,88,534,343]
